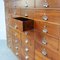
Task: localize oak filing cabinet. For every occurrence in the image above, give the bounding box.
[4,0,60,60]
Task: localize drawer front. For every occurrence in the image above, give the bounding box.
[35,0,60,8]
[35,30,59,51]
[34,21,59,39]
[35,50,51,60]
[35,41,59,60]
[20,9,34,19]
[34,9,60,24]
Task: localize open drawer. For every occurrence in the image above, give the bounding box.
[14,17,34,32]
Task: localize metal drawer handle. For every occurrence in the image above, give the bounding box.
[42,28,48,33]
[42,38,47,45]
[42,15,48,21]
[25,31,28,35]
[41,49,47,56]
[25,55,29,60]
[25,39,29,44]
[43,2,49,8]
[25,13,28,17]
[16,52,18,56]
[25,1,28,7]
[25,47,29,52]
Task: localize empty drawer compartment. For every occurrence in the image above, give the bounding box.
[14,17,34,31]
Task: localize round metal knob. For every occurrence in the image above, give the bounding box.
[15,46,18,50]
[42,28,48,33]
[25,32,28,35]
[42,15,48,21]
[43,2,49,8]
[15,39,18,43]
[16,52,18,56]
[25,13,28,17]
[25,55,29,60]
[25,39,28,44]
[25,1,28,7]
[25,47,29,52]
[42,38,47,45]
[41,49,47,56]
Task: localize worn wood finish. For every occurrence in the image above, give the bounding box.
[4,0,60,60]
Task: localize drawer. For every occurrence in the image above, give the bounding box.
[35,0,60,8]
[14,17,34,32]
[12,37,22,57]
[20,9,34,19]
[18,0,34,8]
[35,50,51,60]
[34,20,59,39]
[35,30,59,51]
[21,30,35,48]
[34,9,60,24]
[35,42,59,60]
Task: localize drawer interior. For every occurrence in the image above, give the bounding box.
[14,17,31,21]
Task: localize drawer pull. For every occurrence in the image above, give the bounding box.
[15,40,18,43]
[25,13,28,17]
[25,55,29,60]
[25,39,29,44]
[16,52,18,56]
[43,2,49,8]
[42,28,48,33]
[25,31,28,35]
[42,38,47,45]
[25,47,29,52]
[25,1,28,7]
[42,15,48,21]
[41,49,47,56]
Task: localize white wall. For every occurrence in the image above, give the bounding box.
[0,0,6,40]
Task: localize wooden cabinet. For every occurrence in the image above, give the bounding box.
[4,0,60,60]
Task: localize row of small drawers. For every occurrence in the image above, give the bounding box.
[20,9,60,24]
[34,20,60,39]
[7,26,35,60]
[7,9,60,24]
[6,0,60,8]
[8,17,60,39]
[35,31,60,60]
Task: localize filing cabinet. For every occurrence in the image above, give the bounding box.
[4,0,60,60]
